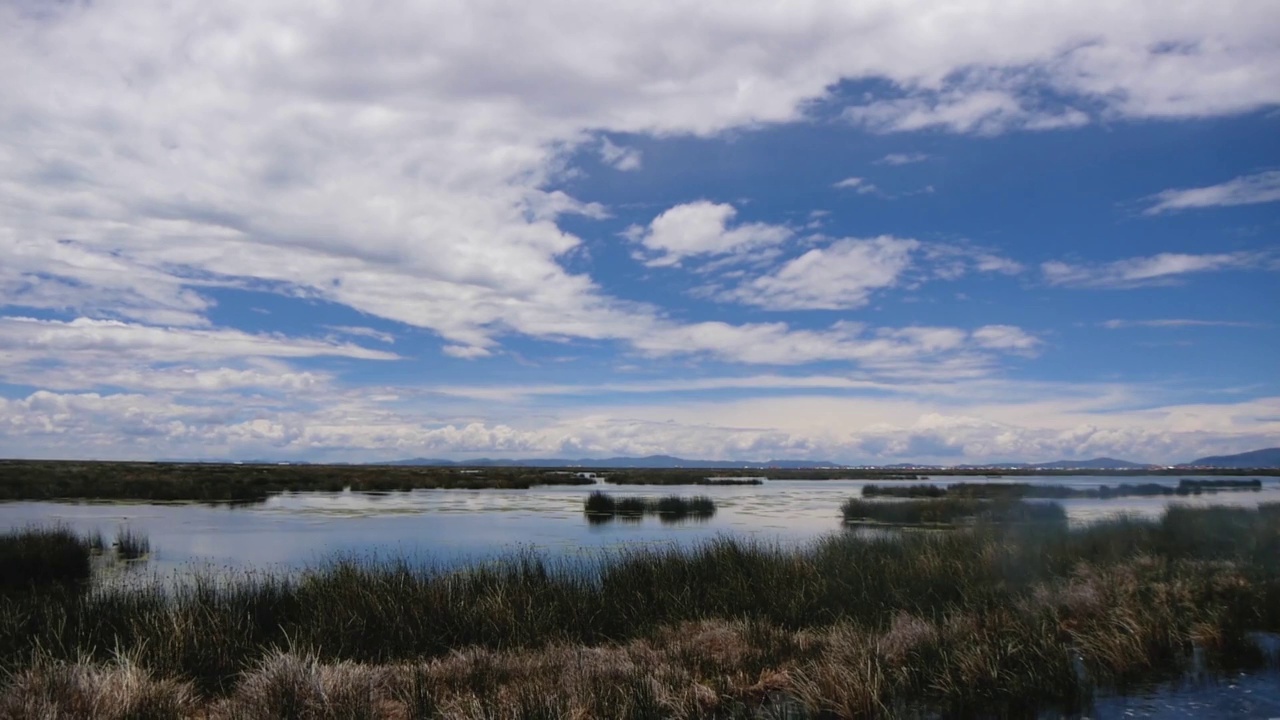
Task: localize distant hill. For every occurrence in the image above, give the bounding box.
[1032,457,1153,470]
[1184,448,1280,468]
[388,455,845,469]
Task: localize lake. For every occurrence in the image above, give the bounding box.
[0,474,1276,576]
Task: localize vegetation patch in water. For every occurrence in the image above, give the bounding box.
[863,478,1264,500]
[584,491,716,521]
[841,497,1067,525]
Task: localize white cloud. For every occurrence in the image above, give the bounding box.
[1042,252,1269,288]
[323,325,396,344]
[442,344,494,359]
[876,153,929,165]
[3,385,1276,465]
[0,316,398,364]
[1144,171,1280,214]
[627,201,792,267]
[723,236,918,310]
[846,90,1091,135]
[0,0,1275,363]
[922,244,1024,280]
[599,138,643,171]
[970,325,1041,354]
[1101,319,1262,330]
[833,177,880,194]
[630,319,1035,376]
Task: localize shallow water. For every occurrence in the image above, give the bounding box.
[0,474,1276,576]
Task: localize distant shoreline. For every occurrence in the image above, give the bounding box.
[0,458,1275,504]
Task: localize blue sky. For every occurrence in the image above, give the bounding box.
[1,1,1278,464]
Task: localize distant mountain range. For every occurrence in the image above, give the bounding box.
[1184,447,1280,468]
[384,448,1280,469]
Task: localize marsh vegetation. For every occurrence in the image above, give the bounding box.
[0,460,596,503]
[583,491,716,522]
[861,478,1265,500]
[840,497,1068,525]
[0,504,1278,717]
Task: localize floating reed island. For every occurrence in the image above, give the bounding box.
[583,491,716,521]
[2,504,1279,718]
[861,478,1265,500]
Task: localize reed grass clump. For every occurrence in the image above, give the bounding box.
[0,526,95,591]
[583,491,716,521]
[115,527,150,560]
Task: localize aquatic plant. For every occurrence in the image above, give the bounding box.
[0,526,95,592]
[840,497,1066,525]
[114,527,150,560]
[583,492,716,521]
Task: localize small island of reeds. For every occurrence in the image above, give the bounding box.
[583,491,716,521]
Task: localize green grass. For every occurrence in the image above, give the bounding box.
[1,505,1278,717]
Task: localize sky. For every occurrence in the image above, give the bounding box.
[1,1,1278,465]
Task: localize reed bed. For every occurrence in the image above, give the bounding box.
[862,478,1264,500]
[584,491,716,521]
[114,527,151,560]
[0,526,95,591]
[0,460,595,503]
[1,505,1278,717]
[841,497,1068,525]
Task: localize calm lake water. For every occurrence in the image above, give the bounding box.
[0,475,1276,576]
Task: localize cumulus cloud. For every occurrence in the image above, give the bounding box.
[3,385,1276,465]
[1144,171,1280,214]
[626,201,792,267]
[713,238,1023,310]
[2,0,1278,462]
[1042,252,1270,288]
[723,236,917,310]
[2,0,1277,361]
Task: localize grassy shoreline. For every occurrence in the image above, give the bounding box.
[1,459,1274,504]
[1,504,1278,717]
[863,478,1266,500]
